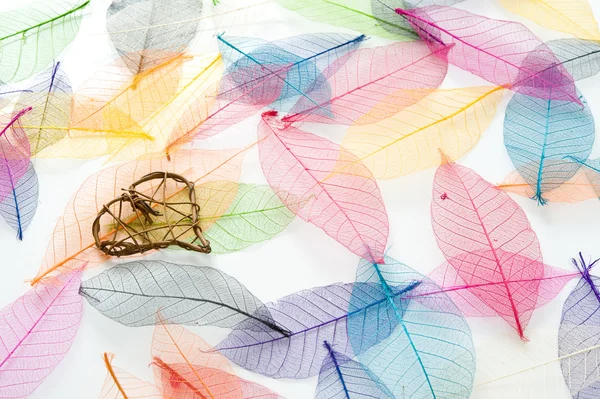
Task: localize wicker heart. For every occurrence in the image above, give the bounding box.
[92,171,211,256]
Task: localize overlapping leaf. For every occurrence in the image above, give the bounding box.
[16,62,72,155]
[203,183,296,253]
[152,321,284,398]
[316,343,395,399]
[161,55,224,158]
[558,254,600,398]
[276,0,419,40]
[429,254,576,317]
[109,179,238,247]
[106,0,203,75]
[282,41,449,125]
[431,160,543,339]
[258,111,388,263]
[504,90,594,204]
[152,321,237,398]
[499,0,600,40]
[80,260,286,332]
[0,107,41,241]
[218,33,366,112]
[40,52,186,160]
[370,0,464,37]
[0,270,82,399]
[348,256,475,398]
[36,53,223,161]
[217,280,421,379]
[0,162,39,240]
[100,353,162,399]
[30,147,246,285]
[498,166,600,203]
[168,33,365,147]
[575,157,600,198]
[73,52,186,126]
[342,86,504,178]
[547,39,600,82]
[97,180,291,254]
[0,0,89,83]
[216,282,357,379]
[396,6,580,103]
[165,61,285,151]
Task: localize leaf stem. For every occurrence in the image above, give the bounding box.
[103,353,129,399]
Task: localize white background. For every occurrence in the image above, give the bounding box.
[1,0,600,398]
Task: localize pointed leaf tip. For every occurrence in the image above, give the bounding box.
[438,148,451,165]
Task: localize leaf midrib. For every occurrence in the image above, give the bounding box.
[0,0,90,42]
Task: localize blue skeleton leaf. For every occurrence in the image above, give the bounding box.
[348,255,475,398]
[504,90,594,205]
[0,162,38,240]
[216,33,364,112]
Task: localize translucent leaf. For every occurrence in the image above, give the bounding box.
[217,281,420,378]
[0,0,89,83]
[499,0,600,40]
[218,33,364,113]
[282,41,449,125]
[498,167,600,203]
[0,123,39,240]
[429,255,576,317]
[35,54,223,161]
[504,90,594,204]
[152,322,237,397]
[152,322,284,398]
[72,52,186,127]
[0,162,39,240]
[342,86,504,179]
[16,62,72,155]
[204,183,296,254]
[170,33,364,146]
[81,260,285,331]
[431,160,543,339]
[548,39,600,81]
[348,256,475,398]
[370,0,465,37]
[558,255,600,398]
[276,0,419,40]
[315,346,395,399]
[106,0,203,74]
[258,112,389,263]
[100,353,162,399]
[576,157,600,198]
[0,271,82,399]
[397,5,580,103]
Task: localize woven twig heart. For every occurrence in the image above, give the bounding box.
[92,171,211,256]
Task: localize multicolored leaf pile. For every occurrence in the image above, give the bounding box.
[0,0,599,397]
